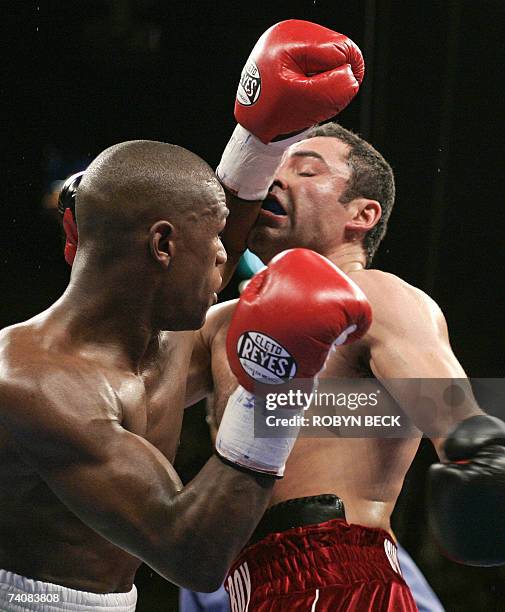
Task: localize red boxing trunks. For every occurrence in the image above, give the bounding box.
[225,495,417,612]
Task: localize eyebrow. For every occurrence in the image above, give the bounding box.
[290,150,329,165]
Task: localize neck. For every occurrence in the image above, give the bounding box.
[50,259,162,371]
[321,242,367,274]
[261,242,367,275]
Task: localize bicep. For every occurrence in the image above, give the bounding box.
[0,375,181,561]
[369,308,481,441]
[16,412,181,560]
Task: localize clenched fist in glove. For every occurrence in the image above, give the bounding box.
[428,414,505,566]
[235,19,364,143]
[216,249,372,477]
[217,20,364,201]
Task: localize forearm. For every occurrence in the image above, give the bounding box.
[371,343,482,440]
[410,377,483,443]
[148,455,273,590]
[219,190,262,290]
[29,427,270,592]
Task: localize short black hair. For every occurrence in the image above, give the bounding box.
[306,123,395,265]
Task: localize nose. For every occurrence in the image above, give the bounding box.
[269,172,288,194]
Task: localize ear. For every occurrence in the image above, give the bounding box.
[344,199,382,234]
[149,220,174,269]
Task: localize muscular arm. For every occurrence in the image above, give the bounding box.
[354,271,483,457]
[0,364,272,591]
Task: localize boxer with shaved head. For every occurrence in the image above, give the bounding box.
[0,139,363,610]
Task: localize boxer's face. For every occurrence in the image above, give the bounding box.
[162,181,227,330]
[247,137,354,262]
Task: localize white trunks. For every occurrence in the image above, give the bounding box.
[0,569,137,611]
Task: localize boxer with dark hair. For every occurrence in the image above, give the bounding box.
[187,19,505,611]
[0,140,369,611]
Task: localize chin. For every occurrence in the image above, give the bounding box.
[158,308,207,332]
[185,311,207,331]
[249,241,289,264]
[194,305,210,329]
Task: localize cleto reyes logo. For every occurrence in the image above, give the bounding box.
[236,60,261,106]
[237,331,297,384]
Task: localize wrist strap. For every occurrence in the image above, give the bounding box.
[216,124,311,200]
[214,451,280,479]
[215,385,303,477]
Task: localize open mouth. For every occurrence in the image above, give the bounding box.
[261,195,287,216]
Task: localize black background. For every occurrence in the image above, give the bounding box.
[2,1,505,610]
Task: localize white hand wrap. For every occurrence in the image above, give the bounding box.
[215,385,302,477]
[216,124,312,201]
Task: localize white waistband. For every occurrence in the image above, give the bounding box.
[0,569,137,611]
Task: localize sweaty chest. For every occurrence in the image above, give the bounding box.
[122,332,195,462]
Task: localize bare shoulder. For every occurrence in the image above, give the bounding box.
[149,329,196,369]
[199,299,238,346]
[0,324,122,439]
[347,269,447,338]
[348,269,437,307]
[206,299,238,328]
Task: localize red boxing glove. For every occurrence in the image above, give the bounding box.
[217,20,363,200]
[226,249,372,393]
[62,208,78,266]
[235,20,364,143]
[58,171,85,266]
